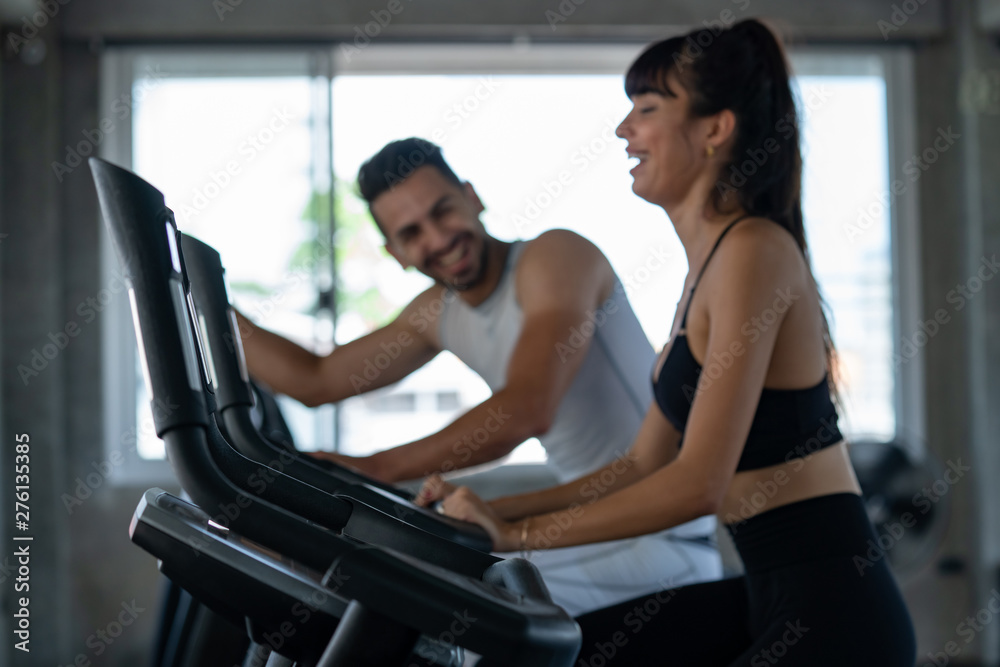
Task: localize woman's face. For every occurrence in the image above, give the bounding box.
[616,72,707,209]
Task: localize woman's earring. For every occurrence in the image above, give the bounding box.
[706,145,715,158]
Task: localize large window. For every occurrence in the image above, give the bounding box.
[101,50,337,475]
[102,44,920,478]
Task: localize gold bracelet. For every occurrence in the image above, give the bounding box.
[519,517,532,557]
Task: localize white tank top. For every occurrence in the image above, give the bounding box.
[439,241,654,483]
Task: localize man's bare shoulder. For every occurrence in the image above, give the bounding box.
[514,229,615,309]
[517,229,612,275]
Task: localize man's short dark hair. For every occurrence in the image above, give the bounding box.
[356,138,463,206]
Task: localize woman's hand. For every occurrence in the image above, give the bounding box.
[414,473,457,507]
[440,486,520,552]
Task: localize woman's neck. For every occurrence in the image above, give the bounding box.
[665,196,747,283]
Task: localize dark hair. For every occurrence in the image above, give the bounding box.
[626,19,840,395]
[357,137,463,205]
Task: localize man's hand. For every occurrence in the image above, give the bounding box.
[439,486,519,552]
[414,473,457,507]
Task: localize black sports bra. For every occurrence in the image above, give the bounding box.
[652,216,843,472]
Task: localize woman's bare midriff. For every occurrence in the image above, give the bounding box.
[717,441,861,526]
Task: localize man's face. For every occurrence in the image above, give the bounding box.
[374,165,489,291]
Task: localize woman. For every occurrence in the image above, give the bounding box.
[420,18,916,665]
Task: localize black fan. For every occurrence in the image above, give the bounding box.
[849,439,952,582]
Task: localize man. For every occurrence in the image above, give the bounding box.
[237,138,719,614]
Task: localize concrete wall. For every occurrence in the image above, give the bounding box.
[56,0,947,41]
[1,22,74,667]
[0,0,997,665]
[905,2,1000,662]
[1,20,178,665]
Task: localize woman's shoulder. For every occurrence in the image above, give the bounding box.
[716,217,805,276]
[725,216,800,252]
[701,216,809,309]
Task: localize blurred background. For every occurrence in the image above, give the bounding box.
[0,0,997,664]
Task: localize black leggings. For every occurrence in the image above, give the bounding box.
[573,493,916,666]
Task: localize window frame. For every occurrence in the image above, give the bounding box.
[98,46,333,484]
[99,42,923,484]
[790,46,926,451]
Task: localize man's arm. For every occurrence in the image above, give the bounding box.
[236,287,444,407]
[363,230,618,482]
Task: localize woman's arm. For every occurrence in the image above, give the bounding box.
[415,404,681,518]
[443,451,719,551]
[442,220,800,550]
[488,404,682,520]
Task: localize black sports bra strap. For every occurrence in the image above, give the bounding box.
[680,214,752,327]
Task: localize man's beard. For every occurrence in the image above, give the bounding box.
[443,236,490,292]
